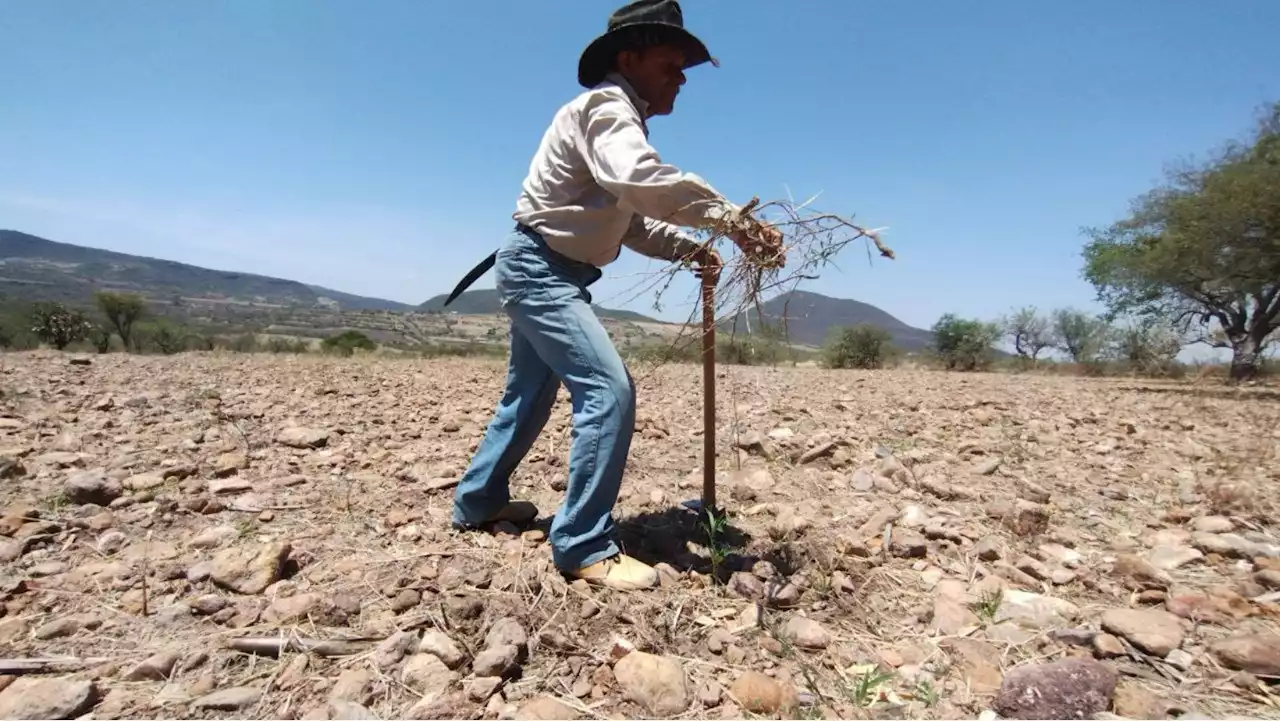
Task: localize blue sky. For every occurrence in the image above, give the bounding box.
[3,0,1278,332]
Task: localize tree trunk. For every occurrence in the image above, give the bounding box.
[1229,334,1261,382]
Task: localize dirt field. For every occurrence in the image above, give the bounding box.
[1,350,1279,720]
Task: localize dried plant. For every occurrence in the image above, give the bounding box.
[610,193,894,374]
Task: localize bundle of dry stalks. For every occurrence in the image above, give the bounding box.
[612,194,895,371]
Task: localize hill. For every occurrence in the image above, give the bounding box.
[728,289,935,351]
[0,229,413,311]
[418,288,661,324]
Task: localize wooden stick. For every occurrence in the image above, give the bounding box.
[227,636,369,659]
[702,272,717,514]
[0,657,112,675]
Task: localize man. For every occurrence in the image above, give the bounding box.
[446,0,783,590]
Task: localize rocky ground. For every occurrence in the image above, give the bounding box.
[1,349,1279,720]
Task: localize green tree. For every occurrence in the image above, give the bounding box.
[322,330,377,356]
[1000,306,1052,361]
[94,291,146,348]
[30,302,92,350]
[822,324,894,369]
[1082,101,1280,382]
[1051,308,1112,363]
[931,314,1000,371]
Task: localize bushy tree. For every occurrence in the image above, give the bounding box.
[87,325,112,354]
[822,324,895,369]
[30,302,92,350]
[322,330,377,356]
[931,314,1000,370]
[1083,101,1280,382]
[1051,308,1112,363]
[94,291,145,348]
[1001,306,1053,361]
[1108,319,1183,374]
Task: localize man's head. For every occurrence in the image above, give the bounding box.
[613,37,687,116]
[576,0,715,95]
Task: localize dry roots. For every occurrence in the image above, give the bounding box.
[612,194,895,372]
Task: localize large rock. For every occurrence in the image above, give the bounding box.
[782,616,831,649]
[729,671,796,714]
[210,541,291,594]
[1210,634,1280,677]
[277,427,330,449]
[402,653,457,695]
[419,630,466,669]
[996,589,1080,629]
[64,470,122,506]
[191,686,262,710]
[515,696,580,720]
[940,637,1003,694]
[994,658,1117,719]
[1100,608,1185,656]
[613,651,690,716]
[0,677,97,719]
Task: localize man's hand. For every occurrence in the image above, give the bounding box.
[688,245,722,282]
[731,220,786,269]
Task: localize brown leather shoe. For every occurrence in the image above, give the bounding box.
[566,554,658,590]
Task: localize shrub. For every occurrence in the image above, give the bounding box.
[931,313,1000,371]
[822,324,895,369]
[321,330,376,356]
[30,302,92,350]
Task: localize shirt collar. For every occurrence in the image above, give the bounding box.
[604,71,651,120]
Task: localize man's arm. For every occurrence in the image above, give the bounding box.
[620,215,701,263]
[580,90,737,231]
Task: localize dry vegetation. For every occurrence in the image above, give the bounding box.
[2,350,1280,720]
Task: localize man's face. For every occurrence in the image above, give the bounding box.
[616,44,687,116]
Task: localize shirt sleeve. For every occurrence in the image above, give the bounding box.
[620,214,703,262]
[580,90,738,230]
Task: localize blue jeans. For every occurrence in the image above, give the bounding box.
[452,225,636,572]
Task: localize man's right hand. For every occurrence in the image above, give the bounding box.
[732,221,785,269]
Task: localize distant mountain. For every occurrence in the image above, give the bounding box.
[418,288,661,324]
[0,229,413,311]
[727,289,934,351]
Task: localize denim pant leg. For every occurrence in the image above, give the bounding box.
[495,236,637,571]
[452,328,561,526]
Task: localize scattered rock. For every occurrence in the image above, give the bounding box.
[485,618,529,654]
[0,677,97,719]
[993,658,1117,720]
[123,651,181,681]
[277,427,330,449]
[514,696,579,720]
[613,651,690,716]
[64,470,122,506]
[473,644,519,678]
[1100,608,1185,656]
[210,541,291,594]
[1192,516,1234,533]
[782,616,832,649]
[191,686,263,711]
[1147,545,1203,571]
[940,637,1004,694]
[1210,634,1280,677]
[419,629,466,669]
[728,671,795,714]
[329,668,372,703]
[401,653,457,695]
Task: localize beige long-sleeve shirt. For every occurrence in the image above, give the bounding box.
[512,72,738,267]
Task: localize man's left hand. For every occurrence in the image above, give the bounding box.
[689,246,722,282]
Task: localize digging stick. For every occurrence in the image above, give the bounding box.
[701,270,717,515]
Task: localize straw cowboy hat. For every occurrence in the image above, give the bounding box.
[577,0,718,88]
